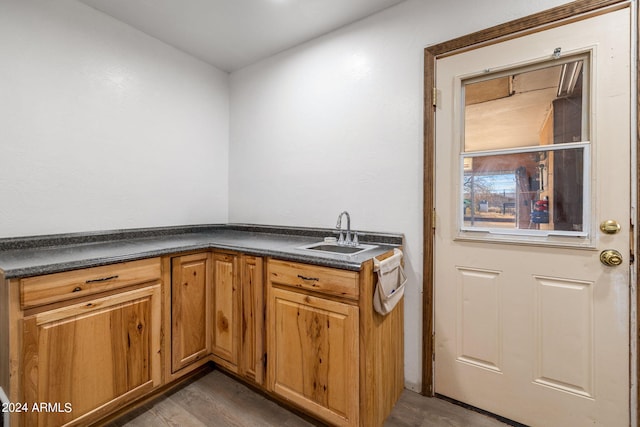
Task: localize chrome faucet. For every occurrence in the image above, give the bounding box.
[336,211,356,246]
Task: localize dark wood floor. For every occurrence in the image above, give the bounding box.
[108,369,507,427]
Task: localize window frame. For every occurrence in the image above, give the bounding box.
[453,53,595,248]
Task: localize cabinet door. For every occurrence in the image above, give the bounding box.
[22,284,162,427]
[211,252,239,368]
[239,256,264,384]
[171,253,212,372]
[268,287,359,427]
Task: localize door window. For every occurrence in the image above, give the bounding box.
[459,56,590,238]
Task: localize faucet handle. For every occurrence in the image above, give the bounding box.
[352,232,359,246]
[337,231,345,245]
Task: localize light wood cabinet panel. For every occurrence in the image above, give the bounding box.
[269,259,359,300]
[267,256,404,427]
[20,258,161,309]
[268,286,359,427]
[211,252,239,369]
[358,258,405,427]
[22,284,162,427]
[171,253,212,372]
[239,255,264,385]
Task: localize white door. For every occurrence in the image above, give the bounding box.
[434,8,632,427]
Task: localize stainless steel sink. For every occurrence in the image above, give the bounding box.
[298,242,378,256]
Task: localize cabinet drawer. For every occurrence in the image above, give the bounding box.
[268,259,359,299]
[21,257,161,309]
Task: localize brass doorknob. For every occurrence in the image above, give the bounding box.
[600,250,623,266]
[600,220,621,234]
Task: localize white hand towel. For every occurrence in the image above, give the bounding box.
[372,248,406,315]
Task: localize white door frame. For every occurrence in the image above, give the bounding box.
[422,0,638,422]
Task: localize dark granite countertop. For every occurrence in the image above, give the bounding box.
[0,224,403,278]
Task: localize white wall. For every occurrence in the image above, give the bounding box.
[229,0,571,391]
[0,0,229,237]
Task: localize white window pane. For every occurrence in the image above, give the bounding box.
[462,147,585,234]
[464,60,586,152]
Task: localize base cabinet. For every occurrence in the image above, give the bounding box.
[171,252,212,373]
[3,247,400,427]
[269,287,359,426]
[267,258,404,427]
[170,251,264,384]
[239,255,265,385]
[22,284,162,427]
[210,252,239,370]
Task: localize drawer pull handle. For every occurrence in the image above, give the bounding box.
[72,287,82,292]
[297,275,319,282]
[85,275,119,284]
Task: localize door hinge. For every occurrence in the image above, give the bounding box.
[432,87,438,107]
[432,209,437,230]
[432,332,435,362]
[263,352,267,369]
[629,217,635,265]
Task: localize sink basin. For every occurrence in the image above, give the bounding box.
[299,242,378,256]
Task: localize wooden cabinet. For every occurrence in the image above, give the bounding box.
[19,261,162,427]
[239,255,265,385]
[267,257,404,427]
[169,251,264,383]
[1,241,400,427]
[20,258,161,309]
[267,259,359,300]
[170,252,212,373]
[269,286,359,426]
[210,252,239,370]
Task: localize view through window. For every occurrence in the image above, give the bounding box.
[461,57,589,236]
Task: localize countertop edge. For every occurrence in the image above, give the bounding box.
[0,223,403,250]
[0,224,403,278]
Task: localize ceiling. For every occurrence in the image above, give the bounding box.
[78,0,407,72]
